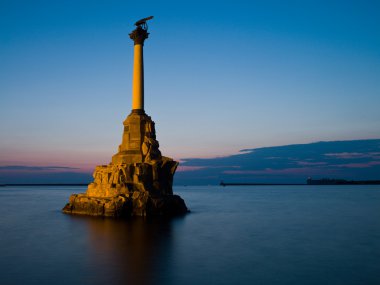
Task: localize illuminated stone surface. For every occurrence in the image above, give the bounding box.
[62,17,188,217]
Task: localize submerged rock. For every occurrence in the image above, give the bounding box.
[62,194,131,217]
[63,193,188,217]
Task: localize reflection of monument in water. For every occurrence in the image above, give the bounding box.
[63,17,188,217]
[83,217,176,284]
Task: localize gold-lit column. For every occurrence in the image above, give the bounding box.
[132,43,144,110]
[129,26,149,112]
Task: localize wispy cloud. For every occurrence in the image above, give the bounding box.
[331,161,380,168]
[296,161,327,166]
[0,165,79,172]
[176,166,207,172]
[223,167,328,175]
[177,165,241,172]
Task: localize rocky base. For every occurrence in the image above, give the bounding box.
[62,110,189,218]
[62,193,188,218]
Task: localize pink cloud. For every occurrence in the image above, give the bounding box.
[177,165,241,172]
[296,161,327,166]
[324,152,380,159]
[0,165,92,174]
[176,166,207,172]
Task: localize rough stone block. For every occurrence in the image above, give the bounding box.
[62,111,188,217]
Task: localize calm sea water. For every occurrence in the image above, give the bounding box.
[0,185,379,285]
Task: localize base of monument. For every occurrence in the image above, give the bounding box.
[62,192,189,218]
[62,109,188,218]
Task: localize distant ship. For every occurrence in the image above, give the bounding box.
[306,178,380,185]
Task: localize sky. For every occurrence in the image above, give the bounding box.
[1,0,380,183]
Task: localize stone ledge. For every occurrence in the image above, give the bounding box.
[62,193,189,217]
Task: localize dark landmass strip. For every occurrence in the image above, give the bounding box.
[221,179,380,186]
[220,181,305,186]
[306,178,380,185]
[0,184,89,187]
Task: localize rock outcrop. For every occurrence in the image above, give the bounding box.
[62,111,188,217]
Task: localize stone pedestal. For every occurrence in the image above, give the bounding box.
[62,112,188,217]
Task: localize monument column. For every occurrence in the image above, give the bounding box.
[130,26,149,112]
[63,16,188,218]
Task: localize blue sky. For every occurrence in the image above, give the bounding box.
[1,0,379,182]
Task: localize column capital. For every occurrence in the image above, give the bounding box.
[129,26,149,45]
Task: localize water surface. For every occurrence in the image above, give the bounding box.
[0,185,379,285]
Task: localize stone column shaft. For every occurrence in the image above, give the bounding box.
[129,26,148,112]
[132,43,144,110]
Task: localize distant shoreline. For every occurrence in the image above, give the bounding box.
[0,180,380,187]
[220,183,306,186]
[306,178,380,185]
[220,179,380,186]
[0,184,89,187]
